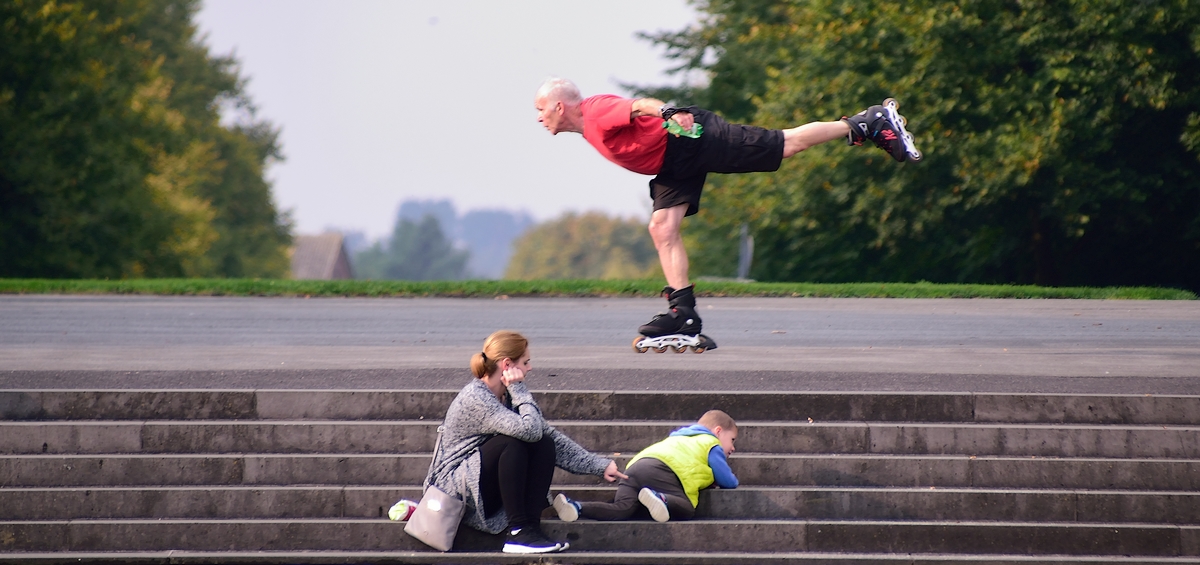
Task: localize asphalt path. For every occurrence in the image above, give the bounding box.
[2,294,1198,393]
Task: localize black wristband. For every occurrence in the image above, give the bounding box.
[660,105,682,120]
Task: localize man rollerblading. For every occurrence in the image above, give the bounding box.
[535,78,922,352]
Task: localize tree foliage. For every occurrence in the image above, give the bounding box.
[0,0,291,278]
[640,0,1200,290]
[353,215,470,281]
[505,212,661,280]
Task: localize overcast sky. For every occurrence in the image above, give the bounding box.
[195,1,700,240]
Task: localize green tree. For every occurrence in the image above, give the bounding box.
[0,0,290,279]
[505,212,661,280]
[640,0,1200,290]
[354,215,470,281]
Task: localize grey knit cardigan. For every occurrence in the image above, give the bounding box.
[424,378,612,534]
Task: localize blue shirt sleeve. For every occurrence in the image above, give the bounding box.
[708,445,739,488]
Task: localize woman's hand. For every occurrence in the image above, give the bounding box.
[603,460,629,483]
[501,365,525,387]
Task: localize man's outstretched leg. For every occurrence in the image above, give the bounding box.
[781,121,852,157]
[778,100,922,162]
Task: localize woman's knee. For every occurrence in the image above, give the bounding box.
[481,435,529,474]
[528,435,557,467]
[532,435,555,451]
[484,433,526,455]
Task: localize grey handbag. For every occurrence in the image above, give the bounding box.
[404,426,466,551]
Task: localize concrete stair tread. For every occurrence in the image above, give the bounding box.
[8,484,1200,494]
[6,551,1200,564]
[6,389,1199,425]
[4,453,1196,491]
[9,420,1196,459]
[17,452,1198,462]
[8,450,1200,461]
[9,484,1200,496]
[7,419,1190,429]
[7,485,1197,523]
[8,517,1198,526]
[5,388,1198,560]
[5,518,1197,554]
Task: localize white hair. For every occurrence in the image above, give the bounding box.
[536,77,582,106]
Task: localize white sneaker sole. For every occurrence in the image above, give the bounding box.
[502,542,565,554]
[638,487,670,522]
[553,493,579,522]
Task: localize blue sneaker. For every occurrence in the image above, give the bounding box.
[638,487,670,522]
[553,493,581,522]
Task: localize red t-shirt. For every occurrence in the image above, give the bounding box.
[580,94,667,175]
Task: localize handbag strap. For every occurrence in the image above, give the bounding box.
[425,425,445,483]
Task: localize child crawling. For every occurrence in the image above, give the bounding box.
[553,410,738,522]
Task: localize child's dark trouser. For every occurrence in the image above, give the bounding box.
[578,458,696,521]
[479,434,557,528]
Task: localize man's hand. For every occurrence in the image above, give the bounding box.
[667,111,695,133]
[632,98,695,136]
[603,460,629,483]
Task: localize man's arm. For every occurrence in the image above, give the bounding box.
[630,98,668,118]
[631,98,695,131]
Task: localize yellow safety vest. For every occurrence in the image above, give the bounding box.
[627,433,720,507]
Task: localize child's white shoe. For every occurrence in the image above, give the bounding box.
[638,487,670,522]
[553,493,580,522]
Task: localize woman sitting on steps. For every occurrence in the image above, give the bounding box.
[423,329,628,554]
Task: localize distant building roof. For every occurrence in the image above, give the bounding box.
[291,233,353,280]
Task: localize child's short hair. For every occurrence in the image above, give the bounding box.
[698,409,737,432]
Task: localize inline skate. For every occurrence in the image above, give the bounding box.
[632,285,717,354]
[842,98,922,162]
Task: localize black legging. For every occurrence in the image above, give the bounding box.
[478,434,557,529]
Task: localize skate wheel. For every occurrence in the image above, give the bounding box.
[896,115,906,127]
[672,345,687,353]
[883,97,898,110]
[691,347,706,354]
[654,346,669,353]
[909,149,923,161]
[632,337,649,353]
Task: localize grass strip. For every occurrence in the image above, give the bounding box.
[0,278,1193,300]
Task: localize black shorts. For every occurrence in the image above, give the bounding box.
[650,107,784,216]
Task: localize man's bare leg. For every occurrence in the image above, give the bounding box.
[639,203,714,349]
[648,204,690,290]
[647,123,847,286]
[782,121,851,158]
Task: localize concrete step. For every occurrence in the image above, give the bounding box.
[560,421,1200,459]
[2,518,1197,555]
[3,485,1197,524]
[5,552,1200,564]
[6,420,1198,458]
[4,388,1197,563]
[3,453,1197,490]
[4,389,1198,424]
